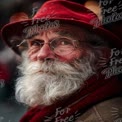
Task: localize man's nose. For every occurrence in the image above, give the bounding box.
[37,44,55,60]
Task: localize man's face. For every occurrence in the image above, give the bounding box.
[15,25,95,107]
[27,29,86,63]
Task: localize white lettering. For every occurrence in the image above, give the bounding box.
[102,66,122,79]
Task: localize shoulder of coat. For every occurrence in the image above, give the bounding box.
[76,97,122,122]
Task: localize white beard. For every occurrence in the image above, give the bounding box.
[15,51,95,107]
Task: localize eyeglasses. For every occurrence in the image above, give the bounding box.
[27,37,79,56]
[15,37,79,56]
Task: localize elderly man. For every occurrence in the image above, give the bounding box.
[1,0,122,122]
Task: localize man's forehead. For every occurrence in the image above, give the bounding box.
[26,31,58,40]
[24,24,85,39]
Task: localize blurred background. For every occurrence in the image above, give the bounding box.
[0,0,121,121]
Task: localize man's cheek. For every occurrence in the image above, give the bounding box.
[58,51,82,63]
[28,54,37,61]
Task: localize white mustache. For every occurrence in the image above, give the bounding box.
[18,58,81,76]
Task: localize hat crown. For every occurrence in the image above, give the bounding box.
[33,0,99,24]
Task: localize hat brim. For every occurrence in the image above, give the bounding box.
[1,18,122,55]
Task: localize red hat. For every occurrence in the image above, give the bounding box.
[1,0,122,55]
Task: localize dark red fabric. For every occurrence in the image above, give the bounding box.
[34,0,97,24]
[0,63,10,82]
[20,74,122,122]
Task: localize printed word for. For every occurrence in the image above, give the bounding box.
[44,107,81,122]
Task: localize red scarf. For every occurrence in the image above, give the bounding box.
[20,74,122,122]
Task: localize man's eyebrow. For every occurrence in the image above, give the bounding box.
[53,30,74,39]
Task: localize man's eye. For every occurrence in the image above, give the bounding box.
[60,40,70,45]
[31,40,43,47]
[58,38,73,46]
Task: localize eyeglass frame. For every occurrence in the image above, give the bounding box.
[16,36,84,56]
